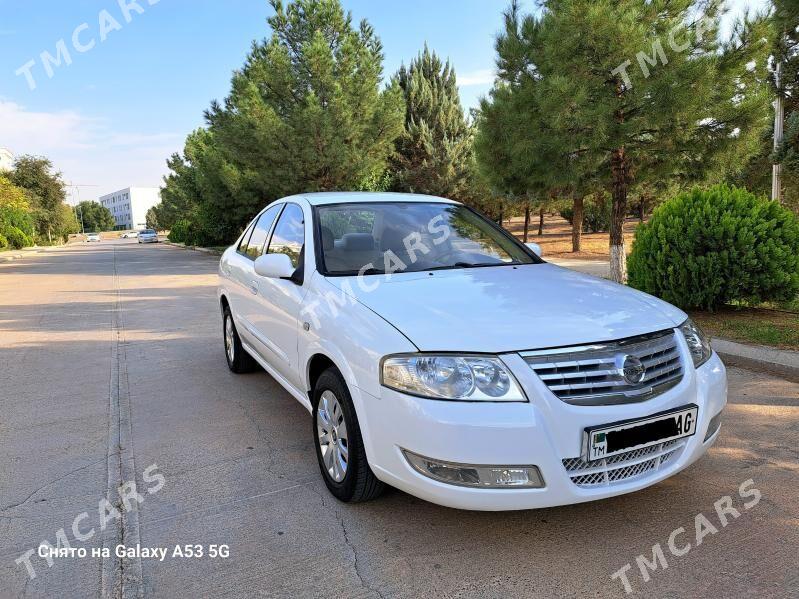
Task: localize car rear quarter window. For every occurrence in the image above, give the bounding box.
[240,204,281,260]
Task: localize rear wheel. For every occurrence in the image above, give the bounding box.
[313,367,384,502]
[223,306,256,373]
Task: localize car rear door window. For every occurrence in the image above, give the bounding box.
[267,204,304,268]
[241,204,281,260]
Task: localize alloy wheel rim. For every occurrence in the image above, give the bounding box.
[224,316,235,363]
[317,390,349,482]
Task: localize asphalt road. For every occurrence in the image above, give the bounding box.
[1,240,797,598]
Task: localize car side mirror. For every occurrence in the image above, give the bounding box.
[254,253,295,279]
[525,242,542,257]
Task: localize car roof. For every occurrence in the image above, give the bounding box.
[283,192,460,207]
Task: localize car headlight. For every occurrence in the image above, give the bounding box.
[679,319,712,368]
[381,354,526,401]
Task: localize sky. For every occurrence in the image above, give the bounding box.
[0,0,770,204]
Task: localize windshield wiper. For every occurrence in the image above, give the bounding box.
[426,261,510,272]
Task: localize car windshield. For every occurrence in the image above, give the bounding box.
[316,202,537,275]
[142,230,155,235]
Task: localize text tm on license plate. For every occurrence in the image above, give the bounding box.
[585,405,698,462]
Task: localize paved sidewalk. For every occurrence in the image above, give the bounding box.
[547,257,610,278]
[713,338,799,383]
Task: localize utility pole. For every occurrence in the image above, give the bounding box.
[74,204,85,234]
[772,60,784,203]
[65,182,99,235]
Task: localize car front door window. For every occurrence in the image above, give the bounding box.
[267,204,305,268]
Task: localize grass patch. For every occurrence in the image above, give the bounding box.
[690,307,799,350]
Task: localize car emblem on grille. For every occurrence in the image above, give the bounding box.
[619,354,645,385]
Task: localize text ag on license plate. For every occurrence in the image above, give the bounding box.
[585,404,698,462]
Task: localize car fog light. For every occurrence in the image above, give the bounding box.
[704,408,723,441]
[403,450,544,489]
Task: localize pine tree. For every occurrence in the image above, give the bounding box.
[475,2,599,251]
[391,46,473,200]
[494,0,770,282]
[161,0,404,244]
[206,0,404,198]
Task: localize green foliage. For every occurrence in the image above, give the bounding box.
[628,185,799,310]
[0,175,35,237]
[560,195,611,232]
[479,0,772,279]
[7,156,77,242]
[390,46,473,200]
[168,219,191,244]
[0,233,7,249]
[3,226,33,249]
[76,201,115,232]
[145,207,159,230]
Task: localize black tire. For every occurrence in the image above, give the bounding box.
[313,367,384,503]
[223,306,256,373]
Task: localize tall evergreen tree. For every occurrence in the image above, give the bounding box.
[391,46,473,200]
[493,0,770,282]
[161,0,404,245]
[206,0,404,197]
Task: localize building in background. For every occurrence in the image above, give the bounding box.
[0,148,14,172]
[99,187,160,230]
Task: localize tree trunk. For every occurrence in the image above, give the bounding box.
[638,197,645,222]
[538,206,544,236]
[498,204,504,227]
[572,196,583,253]
[523,204,530,243]
[610,147,628,283]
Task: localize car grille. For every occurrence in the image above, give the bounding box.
[562,439,685,488]
[521,329,683,406]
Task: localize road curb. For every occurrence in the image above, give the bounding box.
[714,338,799,383]
[162,241,223,256]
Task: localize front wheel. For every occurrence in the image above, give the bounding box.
[223,306,256,373]
[313,368,384,503]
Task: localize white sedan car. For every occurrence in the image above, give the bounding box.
[217,192,726,510]
[121,231,138,239]
[85,232,101,242]
[137,229,158,243]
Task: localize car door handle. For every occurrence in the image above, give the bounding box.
[249,283,258,295]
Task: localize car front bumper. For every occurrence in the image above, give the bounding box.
[356,345,727,511]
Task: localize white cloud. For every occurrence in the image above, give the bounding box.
[0,100,182,203]
[458,68,495,87]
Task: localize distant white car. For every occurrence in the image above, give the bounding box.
[138,229,158,244]
[85,233,101,242]
[217,192,727,510]
[121,231,138,239]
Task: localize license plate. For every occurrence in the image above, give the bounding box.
[585,405,698,462]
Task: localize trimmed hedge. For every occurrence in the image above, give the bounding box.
[628,185,799,310]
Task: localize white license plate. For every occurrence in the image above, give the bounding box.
[585,405,698,462]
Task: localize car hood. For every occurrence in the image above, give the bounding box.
[327,263,686,353]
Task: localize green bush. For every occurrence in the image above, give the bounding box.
[560,195,612,233]
[0,233,7,249]
[2,226,33,249]
[168,219,191,243]
[628,185,799,310]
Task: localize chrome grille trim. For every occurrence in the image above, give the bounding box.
[562,439,685,488]
[521,329,684,406]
